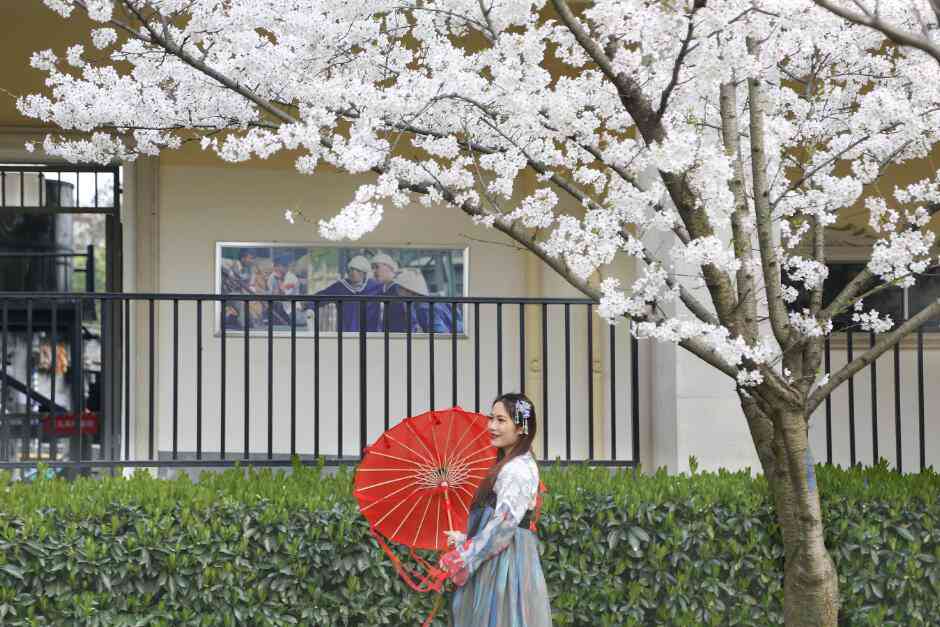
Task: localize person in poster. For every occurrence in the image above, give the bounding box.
[394,268,463,333]
[310,255,381,331]
[219,244,465,334]
[267,252,302,325]
[221,246,268,329]
[371,252,412,332]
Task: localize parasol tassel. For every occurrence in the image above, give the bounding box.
[530,481,548,533]
[422,590,446,627]
[368,525,448,593]
[369,526,450,626]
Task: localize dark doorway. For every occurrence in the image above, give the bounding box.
[0,165,122,478]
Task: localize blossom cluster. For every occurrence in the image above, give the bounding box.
[852,300,895,333]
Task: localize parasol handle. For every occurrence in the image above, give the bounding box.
[441,483,456,533]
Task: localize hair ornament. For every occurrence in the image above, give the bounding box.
[515,399,531,435]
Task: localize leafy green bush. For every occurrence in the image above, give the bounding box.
[0,460,936,626]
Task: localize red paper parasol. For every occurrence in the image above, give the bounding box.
[354,406,497,592]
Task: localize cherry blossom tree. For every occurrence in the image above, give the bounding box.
[17,1,940,624]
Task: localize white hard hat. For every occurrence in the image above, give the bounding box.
[394,268,429,296]
[370,252,399,273]
[347,255,371,274]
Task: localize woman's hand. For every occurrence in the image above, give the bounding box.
[438,549,469,586]
[444,530,466,548]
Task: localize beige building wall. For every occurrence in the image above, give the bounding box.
[136,156,633,463]
[1,127,933,474]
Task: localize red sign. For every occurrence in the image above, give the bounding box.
[41,412,99,437]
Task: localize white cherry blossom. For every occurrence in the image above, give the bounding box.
[17,0,940,389]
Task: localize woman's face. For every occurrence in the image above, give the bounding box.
[488,401,522,453]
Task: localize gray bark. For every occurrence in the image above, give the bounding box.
[743,398,840,626]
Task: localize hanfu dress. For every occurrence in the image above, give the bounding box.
[440,452,552,627]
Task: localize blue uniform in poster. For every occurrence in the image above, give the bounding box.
[413,301,463,333]
[381,283,414,332]
[312,278,382,331]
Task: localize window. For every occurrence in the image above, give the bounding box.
[785,262,940,332]
[908,265,940,325]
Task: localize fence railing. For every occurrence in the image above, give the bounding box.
[812,330,937,473]
[2,293,934,478]
[0,293,641,476]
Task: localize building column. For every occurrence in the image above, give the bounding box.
[126,157,160,462]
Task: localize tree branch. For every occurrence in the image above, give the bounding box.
[818,267,875,322]
[551,0,740,329]
[535,112,693,245]
[466,110,721,328]
[117,0,300,128]
[747,37,792,347]
[813,0,940,66]
[807,299,940,412]
[656,4,701,120]
[800,212,827,395]
[639,250,722,327]
[769,126,899,210]
[719,79,758,339]
[433,181,740,378]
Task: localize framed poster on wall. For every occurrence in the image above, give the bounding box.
[215,242,468,336]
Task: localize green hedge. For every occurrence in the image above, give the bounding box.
[0,460,937,626]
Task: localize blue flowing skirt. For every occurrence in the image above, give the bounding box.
[450,507,552,627]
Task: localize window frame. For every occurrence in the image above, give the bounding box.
[812,259,940,349]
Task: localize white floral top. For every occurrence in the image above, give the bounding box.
[444,452,540,580]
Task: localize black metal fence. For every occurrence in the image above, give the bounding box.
[814,330,937,473]
[0,293,641,476]
[2,293,935,478]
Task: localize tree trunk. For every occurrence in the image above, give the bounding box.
[745,400,840,626]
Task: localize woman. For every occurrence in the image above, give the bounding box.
[438,393,552,626]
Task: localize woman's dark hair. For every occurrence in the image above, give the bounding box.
[470,392,537,508]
